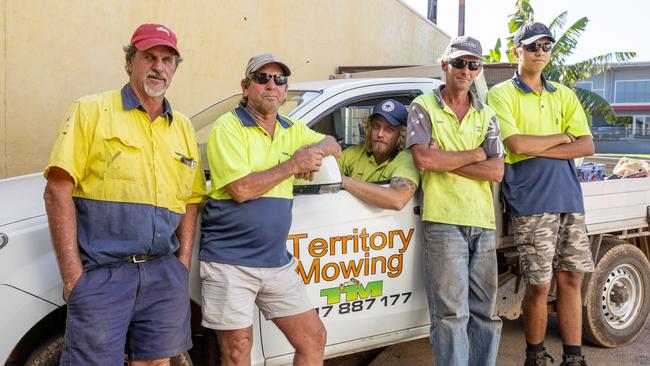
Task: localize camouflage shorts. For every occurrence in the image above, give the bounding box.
[513,213,594,285]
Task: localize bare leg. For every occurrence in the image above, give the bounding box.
[272,309,327,366]
[522,282,551,344]
[555,271,583,345]
[217,326,254,366]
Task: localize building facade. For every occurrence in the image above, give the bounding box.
[577,61,650,138]
[0,0,450,178]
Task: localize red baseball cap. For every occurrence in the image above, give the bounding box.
[130,23,180,56]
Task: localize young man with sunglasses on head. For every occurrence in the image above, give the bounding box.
[406,36,505,366]
[488,22,595,366]
[338,99,420,210]
[199,53,340,366]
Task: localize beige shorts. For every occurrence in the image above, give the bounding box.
[200,258,313,330]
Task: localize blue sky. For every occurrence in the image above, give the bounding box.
[403,0,649,63]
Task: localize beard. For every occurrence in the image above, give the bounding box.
[371,140,394,156]
[143,72,168,97]
[144,83,167,97]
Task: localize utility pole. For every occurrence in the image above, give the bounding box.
[458,0,466,36]
[427,0,438,24]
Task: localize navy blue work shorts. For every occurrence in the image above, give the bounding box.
[59,254,192,365]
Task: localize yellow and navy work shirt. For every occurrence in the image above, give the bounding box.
[487,73,591,216]
[200,107,325,267]
[45,85,206,270]
[406,85,505,230]
[338,145,420,186]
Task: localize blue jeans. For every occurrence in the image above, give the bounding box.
[423,222,502,366]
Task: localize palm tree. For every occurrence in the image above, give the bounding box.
[484,0,636,124]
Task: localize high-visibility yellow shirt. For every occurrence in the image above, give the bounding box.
[338,145,420,186]
[45,85,206,269]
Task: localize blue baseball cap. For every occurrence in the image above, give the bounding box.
[369,99,408,126]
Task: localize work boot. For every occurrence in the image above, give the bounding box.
[559,354,587,366]
[524,348,554,366]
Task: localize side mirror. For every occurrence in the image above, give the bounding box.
[293,155,342,195]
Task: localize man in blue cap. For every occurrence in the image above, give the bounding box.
[337,99,420,210]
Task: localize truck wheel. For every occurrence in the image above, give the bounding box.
[24,333,193,365]
[170,352,194,366]
[24,335,64,366]
[582,240,650,347]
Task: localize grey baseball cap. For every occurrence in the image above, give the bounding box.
[244,53,291,77]
[514,22,556,45]
[444,36,483,59]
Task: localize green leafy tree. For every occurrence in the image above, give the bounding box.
[484,0,636,123]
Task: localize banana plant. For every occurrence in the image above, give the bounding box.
[484,0,636,124]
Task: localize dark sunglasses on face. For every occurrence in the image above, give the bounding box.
[251,72,288,85]
[521,42,553,53]
[448,58,482,71]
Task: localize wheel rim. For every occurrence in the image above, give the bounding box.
[601,263,644,329]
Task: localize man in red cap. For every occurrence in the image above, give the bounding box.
[43,23,205,365]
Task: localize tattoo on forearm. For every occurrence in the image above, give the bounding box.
[390,177,416,193]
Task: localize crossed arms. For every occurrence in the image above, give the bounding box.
[411,141,504,182]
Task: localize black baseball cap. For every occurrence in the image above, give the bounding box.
[514,22,556,45]
[369,99,408,126]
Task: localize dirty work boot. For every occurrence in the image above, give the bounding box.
[524,348,554,366]
[559,354,587,366]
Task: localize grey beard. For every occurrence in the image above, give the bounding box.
[144,83,166,97]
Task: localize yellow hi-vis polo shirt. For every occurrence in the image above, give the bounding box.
[338,145,420,186]
[407,86,504,230]
[487,73,592,164]
[487,73,591,216]
[200,107,325,267]
[45,85,206,269]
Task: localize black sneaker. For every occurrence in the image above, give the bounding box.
[559,354,587,366]
[524,348,554,366]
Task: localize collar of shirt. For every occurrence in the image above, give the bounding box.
[511,71,557,94]
[234,106,293,129]
[432,84,484,111]
[120,84,174,123]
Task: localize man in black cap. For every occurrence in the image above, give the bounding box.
[407,36,505,366]
[488,22,594,366]
[338,99,420,210]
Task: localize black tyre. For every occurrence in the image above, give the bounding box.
[582,240,650,347]
[24,333,193,365]
[24,335,63,366]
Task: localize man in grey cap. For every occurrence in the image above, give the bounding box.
[338,99,420,210]
[488,22,594,366]
[407,36,505,366]
[199,53,340,366]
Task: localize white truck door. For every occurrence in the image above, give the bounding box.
[260,86,434,361]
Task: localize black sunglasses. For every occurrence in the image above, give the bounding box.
[251,72,288,86]
[521,42,553,53]
[448,58,482,71]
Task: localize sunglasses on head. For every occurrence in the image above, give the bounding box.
[448,58,482,71]
[521,42,553,53]
[250,72,288,86]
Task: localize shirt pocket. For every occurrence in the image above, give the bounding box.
[102,135,142,182]
[175,159,196,202]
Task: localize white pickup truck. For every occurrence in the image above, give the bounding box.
[1,77,649,365]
